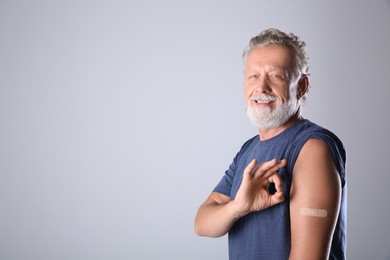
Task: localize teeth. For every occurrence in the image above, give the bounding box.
[250,95,275,103]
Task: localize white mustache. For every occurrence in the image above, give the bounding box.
[249,94,276,102]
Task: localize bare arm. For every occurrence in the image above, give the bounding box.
[194,192,239,238]
[289,139,341,260]
[194,159,287,237]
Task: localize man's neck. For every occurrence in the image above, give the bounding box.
[258,112,303,141]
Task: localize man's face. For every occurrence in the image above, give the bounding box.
[244,44,300,129]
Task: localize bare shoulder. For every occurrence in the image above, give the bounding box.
[297,138,333,164]
[290,137,341,220]
[293,138,338,183]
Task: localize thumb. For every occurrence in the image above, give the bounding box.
[271,191,285,205]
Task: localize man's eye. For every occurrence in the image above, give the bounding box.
[248,74,258,80]
[271,74,284,80]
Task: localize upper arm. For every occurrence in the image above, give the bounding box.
[289,138,341,260]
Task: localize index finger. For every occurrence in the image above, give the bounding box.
[253,159,287,178]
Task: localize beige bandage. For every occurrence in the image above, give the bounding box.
[300,208,328,218]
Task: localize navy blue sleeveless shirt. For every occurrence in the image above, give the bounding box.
[213,120,347,260]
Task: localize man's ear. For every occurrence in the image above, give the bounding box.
[297,76,309,100]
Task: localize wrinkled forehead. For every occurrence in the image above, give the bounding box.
[245,45,297,75]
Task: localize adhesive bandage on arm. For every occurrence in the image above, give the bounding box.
[300,208,328,218]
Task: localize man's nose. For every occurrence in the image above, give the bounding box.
[253,77,271,94]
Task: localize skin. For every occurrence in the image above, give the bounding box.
[194,45,341,259]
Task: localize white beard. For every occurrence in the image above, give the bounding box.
[246,94,298,129]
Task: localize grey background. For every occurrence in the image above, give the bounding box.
[1,0,389,259]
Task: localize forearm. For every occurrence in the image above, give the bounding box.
[194,199,242,238]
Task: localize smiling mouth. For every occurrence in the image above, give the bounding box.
[249,94,276,106]
[254,100,273,104]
